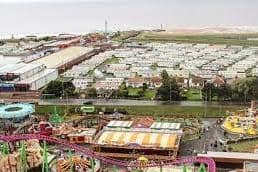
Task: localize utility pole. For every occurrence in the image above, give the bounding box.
[170,79,172,103]
[105,20,108,35]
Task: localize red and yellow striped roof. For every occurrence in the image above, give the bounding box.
[97,131,179,149]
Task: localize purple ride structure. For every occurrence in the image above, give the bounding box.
[0,134,216,172]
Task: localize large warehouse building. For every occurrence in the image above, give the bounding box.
[16,69,58,90]
[31,46,95,72]
[0,46,98,91]
[0,63,58,91]
[93,120,182,160]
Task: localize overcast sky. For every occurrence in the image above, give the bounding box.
[0,0,258,36]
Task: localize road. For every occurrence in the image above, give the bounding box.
[179,118,227,156]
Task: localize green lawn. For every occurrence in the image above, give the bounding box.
[128,88,156,100]
[143,90,156,100]
[229,139,258,152]
[133,32,258,46]
[183,88,202,101]
[36,104,245,118]
[103,56,121,65]
[128,88,141,96]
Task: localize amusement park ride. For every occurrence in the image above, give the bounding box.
[0,103,215,172]
[222,101,258,135]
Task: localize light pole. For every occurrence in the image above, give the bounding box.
[170,80,172,103]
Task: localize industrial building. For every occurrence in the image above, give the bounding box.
[0,59,58,91]
[16,69,58,90]
[0,46,102,92]
[31,46,95,72]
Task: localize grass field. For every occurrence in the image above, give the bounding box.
[128,88,156,100]
[128,88,141,96]
[143,90,156,100]
[35,104,245,118]
[229,139,258,152]
[103,56,121,65]
[182,88,202,101]
[132,32,258,46]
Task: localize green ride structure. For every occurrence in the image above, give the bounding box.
[81,105,95,113]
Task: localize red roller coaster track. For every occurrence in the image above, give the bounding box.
[0,134,216,172]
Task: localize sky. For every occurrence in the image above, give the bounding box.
[0,0,258,36]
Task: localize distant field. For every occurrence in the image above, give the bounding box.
[36,104,244,118]
[132,32,258,46]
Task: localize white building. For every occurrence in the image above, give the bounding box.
[72,77,94,90]
[16,69,58,90]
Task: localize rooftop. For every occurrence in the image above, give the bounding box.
[31,46,93,69]
[150,122,181,130]
[13,63,44,75]
[198,151,258,161]
[107,120,133,128]
[16,68,57,84]
[0,63,26,74]
[97,130,180,149]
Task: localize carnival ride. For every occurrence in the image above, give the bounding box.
[28,121,54,136]
[222,101,258,135]
[0,134,216,172]
[0,103,34,122]
[57,154,92,172]
[0,140,43,172]
[81,105,95,113]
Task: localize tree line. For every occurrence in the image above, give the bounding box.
[42,71,258,103]
[202,77,258,103]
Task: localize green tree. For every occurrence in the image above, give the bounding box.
[201,82,216,102]
[157,70,180,101]
[216,84,232,102]
[43,80,76,98]
[161,70,169,83]
[85,87,97,98]
[118,82,128,98]
[232,77,258,102]
[142,83,148,91]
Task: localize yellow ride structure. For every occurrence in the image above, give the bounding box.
[222,101,258,135]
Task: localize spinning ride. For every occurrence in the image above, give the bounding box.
[0,103,34,123]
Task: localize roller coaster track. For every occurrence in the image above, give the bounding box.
[0,134,216,172]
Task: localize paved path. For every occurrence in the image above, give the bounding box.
[179,118,227,156]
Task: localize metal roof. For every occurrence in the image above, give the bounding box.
[0,56,23,65]
[107,120,133,128]
[31,46,93,69]
[150,122,181,130]
[16,68,57,84]
[13,63,44,74]
[0,63,26,74]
